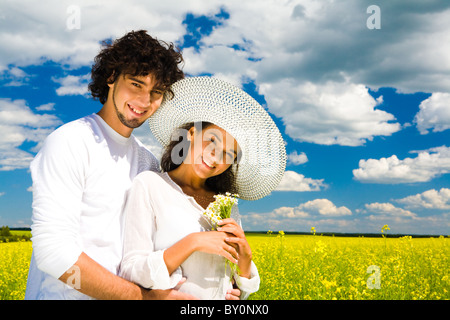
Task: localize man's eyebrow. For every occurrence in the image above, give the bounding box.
[128,77,146,85]
[152,86,166,92]
[128,77,166,91]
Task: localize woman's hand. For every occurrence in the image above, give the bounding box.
[217,218,252,278]
[164,230,238,275]
[226,287,241,300]
[190,231,239,265]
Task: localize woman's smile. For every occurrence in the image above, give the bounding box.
[201,157,216,169]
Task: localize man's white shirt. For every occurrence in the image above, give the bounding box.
[25,114,159,300]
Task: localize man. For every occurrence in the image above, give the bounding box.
[25,30,239,300]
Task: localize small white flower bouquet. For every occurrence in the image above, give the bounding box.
[203,192,240,284]
[203,192,239,230]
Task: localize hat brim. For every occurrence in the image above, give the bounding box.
[148,77,286,201]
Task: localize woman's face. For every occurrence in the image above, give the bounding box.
[187,124,240,179]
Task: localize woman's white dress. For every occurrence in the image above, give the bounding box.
[120,171,260,299]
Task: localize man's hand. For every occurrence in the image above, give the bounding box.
[144,277,240,300]
[142,277,197,300]
[59,253,199,300]
[142,288,197,300]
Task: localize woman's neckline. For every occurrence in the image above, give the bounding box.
[162,172,214,210]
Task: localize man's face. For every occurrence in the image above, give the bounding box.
[107,73,165,136]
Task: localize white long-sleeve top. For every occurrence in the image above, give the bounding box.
[120,171,260,300]
[25,114,159,300]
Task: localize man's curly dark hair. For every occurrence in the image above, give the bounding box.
[89,30,184,104]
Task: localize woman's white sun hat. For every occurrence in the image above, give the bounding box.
[148,76,286,201]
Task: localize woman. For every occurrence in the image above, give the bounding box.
[120,77,286,299]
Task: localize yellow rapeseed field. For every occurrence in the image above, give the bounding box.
[247,232,449,300]
[0,231,448,300]
[0,241,32,300]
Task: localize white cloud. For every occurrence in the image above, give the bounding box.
[259,198,352,218]
[240,198,352,232]
[270,198,352,219]
[0,192,5,197]
[182,45,255,87]
[396,188,450,210]
[35,103,56,112]
[0,0,216,70]
[0,98,62,171]
[272,206,310,218]
[241,208,448,234]
[299,199,352,216]
[362,202,416,218]
[414,92,450,134]
[200,1,450,91]
[356,213,448,235]
[287,151,308,165]
[275,170,326,192]
[53,74,90,96]
[241,198,448,234]
[0,66,30,87]
[259,79,401,146]
[353,146,450,184]
[0,149,35,172]
[183,1,450,146]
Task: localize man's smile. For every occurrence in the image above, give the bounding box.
[127,103,146,116]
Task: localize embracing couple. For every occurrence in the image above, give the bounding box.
[25,30,286,300]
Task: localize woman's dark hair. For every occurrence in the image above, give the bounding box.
[89,30,184,104]
[160,122,239,194]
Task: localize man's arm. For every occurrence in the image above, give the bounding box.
[29,127,189,300]
[59,252,195,300]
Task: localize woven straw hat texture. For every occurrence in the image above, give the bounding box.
[149,76,286,200]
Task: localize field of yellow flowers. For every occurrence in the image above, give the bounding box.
[0,231,448,300]
[0,241,32,300]
[247,232,449,300]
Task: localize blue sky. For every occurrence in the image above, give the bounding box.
[0,0,449,235]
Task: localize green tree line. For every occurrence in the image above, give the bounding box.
[0,226,31,243]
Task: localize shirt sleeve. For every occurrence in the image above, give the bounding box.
[119,173,182,289]
[234,261,260,300]
[231,205,261,299]
[30,128,85,279]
